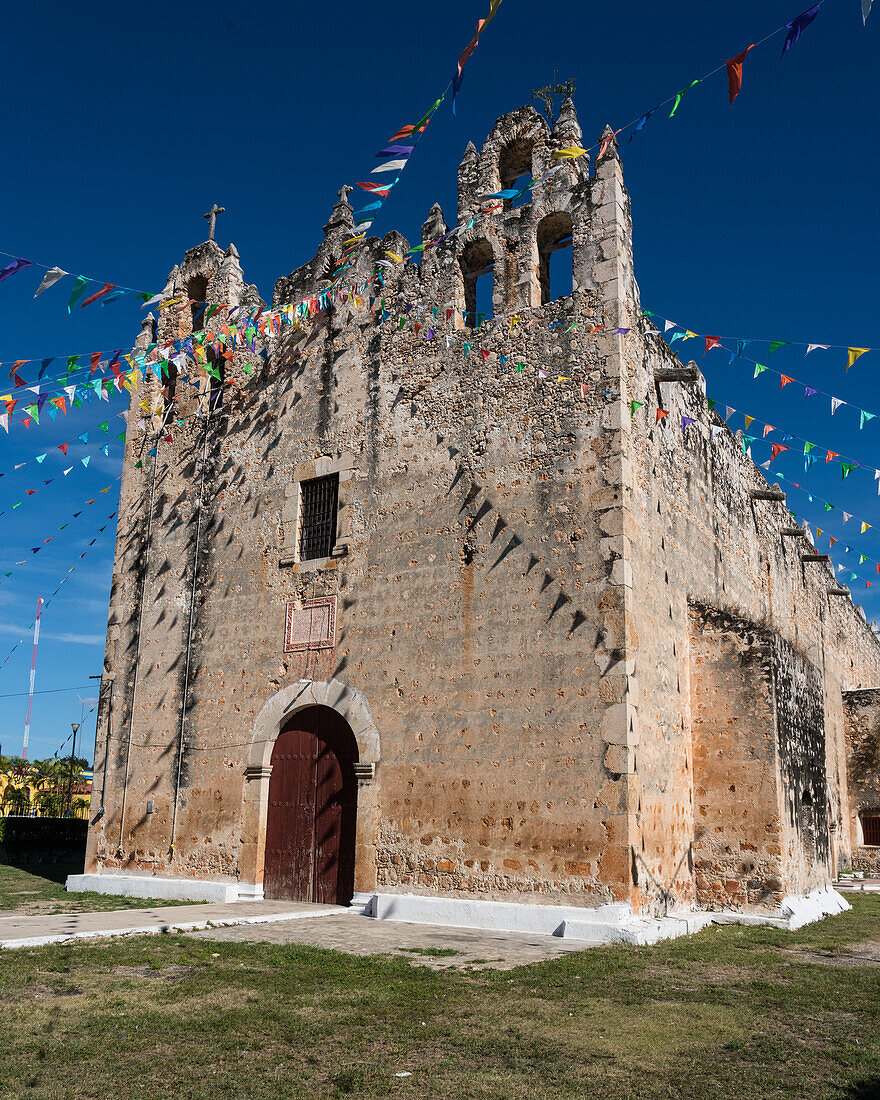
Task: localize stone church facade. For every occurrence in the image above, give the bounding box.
[72,102,880,930]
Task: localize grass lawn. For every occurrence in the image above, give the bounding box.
[1,896,879,1099]
[0,862,191,915]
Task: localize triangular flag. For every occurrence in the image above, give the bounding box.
[779,375,794,389]
[34,266,67,297]
[744,415,755,429]
[66,275,90,313]
[860,410,876,430]
[630,400,644,417]
[656,409,669,424]
[847,347,870,370]
[769,341,790,354]
[754,363,768,378]
[805,344,829,355]
[763,424,775,438]
[726,45,755,105]
[831,397,844,415]
[781,6,822,58]
[669,79,700,118]
[704,336,721,353]
[770,443,789,463]
[841,463,857,480]
[826,450,839,463]
[682,416,696,432]
[862,522,872,534]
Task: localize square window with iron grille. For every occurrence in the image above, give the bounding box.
[861,813,880,847]
[298,474,339,561]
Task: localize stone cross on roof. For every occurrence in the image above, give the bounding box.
[336,185,353,204]
[203,203,225,242]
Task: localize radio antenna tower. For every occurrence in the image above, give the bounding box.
[21,595,44,759]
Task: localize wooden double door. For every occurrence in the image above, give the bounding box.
[263,706,358,904]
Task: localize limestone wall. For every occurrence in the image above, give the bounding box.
[842,690,880,872]
[617,290,880,912]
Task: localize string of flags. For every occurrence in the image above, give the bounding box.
[0,481,120,576]
[770,471,880,590]
[0,434,125,516]
[0,511,117,668]
[0,411,127,478]
[644,311,873,367]
[0,249,158,312]
[638,391,879,490]
[621,1,870,144]
[0,480,121,570]
[2,347,132,398]
[332,0,503,286]
[642,310,880,430]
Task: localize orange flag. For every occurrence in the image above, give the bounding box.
[656,409,669,424]
[726,45,755,105]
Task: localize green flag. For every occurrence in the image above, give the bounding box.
[670,80,700,117]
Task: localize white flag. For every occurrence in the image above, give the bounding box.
[831,397,844,414]
[805,343,829,354]
[33,266,67,297]
[371,159,407,173]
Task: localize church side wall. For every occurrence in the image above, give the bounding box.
[620,329,880,912]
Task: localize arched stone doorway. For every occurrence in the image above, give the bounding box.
[264,705,358,904]
[239,678,380,903]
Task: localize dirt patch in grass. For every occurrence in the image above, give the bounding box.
[112,964,192,981]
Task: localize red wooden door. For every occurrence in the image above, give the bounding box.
[263,707,357,904]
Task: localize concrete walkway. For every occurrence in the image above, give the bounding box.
[0,899,348,949]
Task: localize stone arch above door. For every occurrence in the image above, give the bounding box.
[248,678,380,772]
[238,679,380,899]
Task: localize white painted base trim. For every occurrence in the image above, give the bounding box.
[67,873,240,904]
[354,887,851,945]
[236,883,265,901]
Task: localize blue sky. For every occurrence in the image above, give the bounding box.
[0,0,877,762]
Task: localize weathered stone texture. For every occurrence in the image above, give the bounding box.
[84,102,880,915]
[842,690,880,872]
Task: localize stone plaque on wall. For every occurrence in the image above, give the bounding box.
[285,596,336,653]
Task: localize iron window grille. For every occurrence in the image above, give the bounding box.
[299,474,339,561]
[861,814,880,847]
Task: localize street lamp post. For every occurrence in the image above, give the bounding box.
[67,723,80,816]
